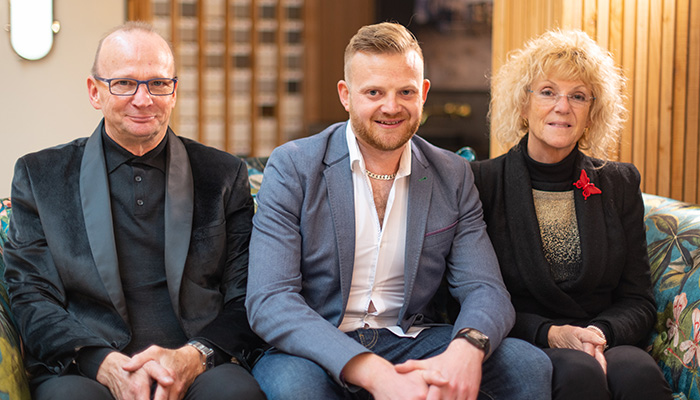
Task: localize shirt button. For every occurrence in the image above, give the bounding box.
[136,199,144,206]
[135,176,142,182]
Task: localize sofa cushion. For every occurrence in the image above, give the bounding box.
[0,199,30,400]
[645,193,700,400]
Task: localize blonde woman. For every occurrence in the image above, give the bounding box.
[471,29,671,399]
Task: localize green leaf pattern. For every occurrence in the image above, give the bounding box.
[645,194,700,398]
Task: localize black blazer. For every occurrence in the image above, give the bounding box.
[4,120,260,377]
[470,140,655,348]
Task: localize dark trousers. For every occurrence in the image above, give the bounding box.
[32,363,265,400]
[544,345,672,400]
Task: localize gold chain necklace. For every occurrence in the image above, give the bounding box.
[365,170,397,180]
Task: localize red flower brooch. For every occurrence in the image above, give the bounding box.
[573,169,601,200]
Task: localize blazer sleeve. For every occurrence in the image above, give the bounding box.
[589,164,656,347]
[445,159,515,353]
[4,157,118,374]
[245,145,369,383]
[189,159,263,368]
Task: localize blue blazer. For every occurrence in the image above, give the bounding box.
[246,122,514,381]
[4,120,260,377]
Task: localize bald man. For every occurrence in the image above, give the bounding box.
[4,22,264,400]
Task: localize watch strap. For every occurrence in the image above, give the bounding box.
[454,328,490,356]
[187,340,215,370]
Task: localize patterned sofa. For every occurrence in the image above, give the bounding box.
[0,154,698,399]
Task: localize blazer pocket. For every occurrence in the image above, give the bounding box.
[423,221,458,248]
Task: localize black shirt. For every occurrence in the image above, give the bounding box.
[77,130,188,379]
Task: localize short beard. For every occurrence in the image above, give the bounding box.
[350,113,421,152]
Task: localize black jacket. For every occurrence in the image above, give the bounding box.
[470,139,655,348]
[4,120,261,378]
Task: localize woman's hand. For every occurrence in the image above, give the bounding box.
[548,325,607,373]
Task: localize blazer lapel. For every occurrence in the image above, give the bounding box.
[163,130,194,319]
[504,145,588,318]
[572,156,608,290]
[401,141,432,325]
[323,126,356,313]
[80,121,129,323]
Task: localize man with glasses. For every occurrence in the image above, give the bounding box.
[4,22,264,400]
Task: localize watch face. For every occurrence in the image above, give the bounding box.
[460,328,489,353]
[469,330,488,341]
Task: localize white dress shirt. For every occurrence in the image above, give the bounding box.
[338,123,424,337]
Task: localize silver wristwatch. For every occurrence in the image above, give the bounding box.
[187,340,215,370]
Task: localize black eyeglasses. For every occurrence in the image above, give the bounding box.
[94,76,178,96]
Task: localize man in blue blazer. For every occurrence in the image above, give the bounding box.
[4,22,264,400]
[247,22,552,399]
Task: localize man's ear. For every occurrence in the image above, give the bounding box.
[421,79,431,104]
[337,80,350,112]
[87,76,102,110]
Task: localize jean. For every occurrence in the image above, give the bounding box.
[253,326,552,400]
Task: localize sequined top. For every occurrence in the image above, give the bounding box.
[532,189,582,283]
[525,146,583,286]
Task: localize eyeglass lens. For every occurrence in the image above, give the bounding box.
[109,79,175,95]
[532,89,592,106]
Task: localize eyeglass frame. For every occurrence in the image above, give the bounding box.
[93,76,178,96]
[527,89,595,107]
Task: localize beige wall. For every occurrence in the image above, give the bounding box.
[0,1,125,195]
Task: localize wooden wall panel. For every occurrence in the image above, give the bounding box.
[672,0,689,201]
[688,1,700,201]
[493,0,700,203]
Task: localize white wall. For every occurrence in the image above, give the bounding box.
[0,1,125,195]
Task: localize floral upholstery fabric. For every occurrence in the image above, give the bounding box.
[245,157,267,211]
[645,193,700,400]
[0,199,30,400]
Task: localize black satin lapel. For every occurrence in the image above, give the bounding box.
[324,127,355,314]
[80,123,129,323]
[504,148,588,317]
[163,131,194,318]
[573,158,607,290]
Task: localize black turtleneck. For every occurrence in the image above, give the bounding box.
[523,136,580,191]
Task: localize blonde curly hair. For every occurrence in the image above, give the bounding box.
[489,29,627,160]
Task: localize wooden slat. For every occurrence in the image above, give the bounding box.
[688,0,700,202]
[250,0,258,156]
[224,0,231,152]
[619,0,636,163]
[276,0,284,147]
[197,0,206,144]
[608,0,623,159]
[644,0,662,192]
[632,0,649,191]
[583,0,597,38]
[302,0,321,125]
[656,0,676,197]
[596,0,610,50]
[671,0,690,200]
[128,0,153,21]
[490,0,507,157]
[563,0,583,30]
